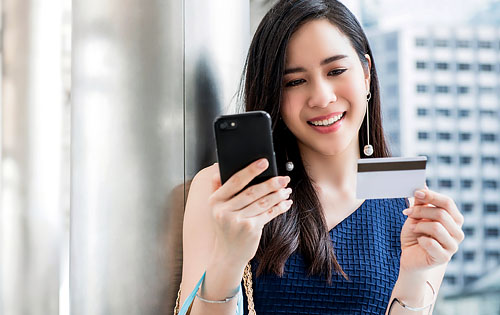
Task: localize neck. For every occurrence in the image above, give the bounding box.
[298,136,360,196]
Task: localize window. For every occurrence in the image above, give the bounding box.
[485,227,499,238]
[436,108,451,116]
[438,155,452,164]
[435,39,448,47]
[459,109,470,117]
[385,37,397,50]
[458,86,470,94]
[478,40,492,49]
[484,204,499,213]
[415,38,427,47]
[437,132,452,140]
[387,61,398,72]
[388,108,399,120]
[439,179,453,188]
[459,133,471,141]
[417,108,428,116]
[482,156,498,165]
[463,227,474,237]
[464,251,475,262]
[418,132,429,140]
[465,275,479,285]
[436,85,450,93]
[479,86,495,94]
[462,203,473,213]
[460,156,472,165]
[458,63,471,71]
[481,133,497,142]
[486,251,500,261]
[417,85,428,93]
[444,275,456,285]
[416,61,427,69]
[435,62,449,70]
[461,179,473,188]
[479,64,494,72]
[480,109,497,117]
[483,180,498,189]
[457,40,470,48]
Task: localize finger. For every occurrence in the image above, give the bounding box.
[412,221,458,253]
[229,176,290,211]
[252,199,293,228]
[240,187,292,218]
[417,236,450,264]
[403,206,465,241]
[413,189,464,227]
[213,158,269,201]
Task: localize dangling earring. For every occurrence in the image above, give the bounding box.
[280,115,295,171]
[285,148,294,172]
[363,91,374,157]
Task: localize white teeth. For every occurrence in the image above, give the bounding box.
[310,112,344,126]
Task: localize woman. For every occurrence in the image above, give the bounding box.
[177,0,464,314]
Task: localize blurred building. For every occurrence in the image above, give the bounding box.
[369,23,500,295]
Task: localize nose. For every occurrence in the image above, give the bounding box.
[307,78,337,108]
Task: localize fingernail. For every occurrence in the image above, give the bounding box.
[415,190,425,199]
[403,208,413,216]
[257,159,268,169]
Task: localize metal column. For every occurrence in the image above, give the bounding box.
[1,0,65,314]
[71,1,249,314]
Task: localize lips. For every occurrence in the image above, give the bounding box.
[307,111,346,126]
[307,111,346,134]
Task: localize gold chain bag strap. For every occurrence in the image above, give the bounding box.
[174,262,256,315]
[243,262,256,315]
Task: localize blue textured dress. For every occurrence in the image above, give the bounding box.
[242,198,408,315]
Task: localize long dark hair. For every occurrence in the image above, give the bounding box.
[242,0,391,282]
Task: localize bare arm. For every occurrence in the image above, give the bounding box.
[179,160,292,315]
[385,191,464,315]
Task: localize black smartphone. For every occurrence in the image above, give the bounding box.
[214,111,278,187]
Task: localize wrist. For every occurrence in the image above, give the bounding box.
[393,269,435,307]
[200,251,247,301]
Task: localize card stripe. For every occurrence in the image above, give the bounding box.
[358,161,427,172]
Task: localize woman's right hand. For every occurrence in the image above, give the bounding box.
[208,158,293,267]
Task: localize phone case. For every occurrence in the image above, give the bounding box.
[214,111,278,187]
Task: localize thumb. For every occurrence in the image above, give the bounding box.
[413,186,429,206]
[211,163,222,192]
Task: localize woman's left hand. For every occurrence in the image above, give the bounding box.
[399,188,465,273]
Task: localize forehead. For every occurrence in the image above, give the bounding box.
[285,19,355,65]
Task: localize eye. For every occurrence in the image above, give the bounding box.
[285,79,305,87]
[328,68,347,76]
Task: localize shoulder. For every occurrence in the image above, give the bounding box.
[185,163,219,201]
[184,163,219,220]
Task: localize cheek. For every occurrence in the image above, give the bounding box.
[280,92,300,121]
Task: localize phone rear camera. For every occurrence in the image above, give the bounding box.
[219,121,237,130]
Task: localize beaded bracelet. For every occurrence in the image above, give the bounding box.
[388,281,436,314]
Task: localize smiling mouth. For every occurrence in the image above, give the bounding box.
[307,111,346,127]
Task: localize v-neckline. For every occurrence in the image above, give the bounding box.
[328,199,368,233]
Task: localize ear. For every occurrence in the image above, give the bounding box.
[364,53,372,92]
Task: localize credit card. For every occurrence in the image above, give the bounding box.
[356,156,427,199]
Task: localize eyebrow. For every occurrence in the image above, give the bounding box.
[283,54,348,75]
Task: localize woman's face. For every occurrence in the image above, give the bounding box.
[281,19,371,157]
